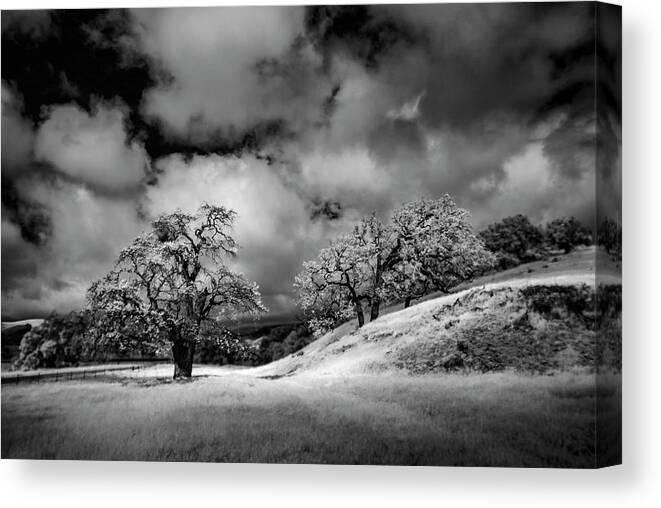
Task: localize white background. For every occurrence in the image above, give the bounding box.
[1,0,659,506]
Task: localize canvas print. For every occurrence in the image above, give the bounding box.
[1,2,621,467]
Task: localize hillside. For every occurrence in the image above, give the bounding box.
[249,247,621,379]
[1,319,44,332]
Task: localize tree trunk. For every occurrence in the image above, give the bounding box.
[355,301,365,328]
[172,340,196,379]
[370,296,381,321]
[404,296,412,309]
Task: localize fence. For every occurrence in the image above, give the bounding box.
[0,362,169,385]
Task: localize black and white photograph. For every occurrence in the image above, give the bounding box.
[1,2,621,468]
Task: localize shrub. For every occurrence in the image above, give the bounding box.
[395,284,619,375]
[253,323,314,364]
[13,311,92,370]
[479,215,546,266]
[545,216,592,254]
[597,218,622,256]
[493,252,522,270]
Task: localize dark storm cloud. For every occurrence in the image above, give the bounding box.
[360,2,599,188]
[1,10,52,39]
[304,5,418,70]
[310,200,343,221]
[1,3,621,319]
[1,9,158,123]
[1,178,53,246]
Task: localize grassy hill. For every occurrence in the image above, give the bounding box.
[1,319,44,332]
[249,246,621,379]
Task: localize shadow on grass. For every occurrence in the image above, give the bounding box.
[115,376,212,388]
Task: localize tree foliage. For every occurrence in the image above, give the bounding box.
[545,216,592,254]
[597,218,622,256]
[294,233,370,333]
[385,198,495,304]
[252,323,314,364]
[295,195,493,335]
[479,214,546,268]
[87,203,266,378]
[14,311,93,370]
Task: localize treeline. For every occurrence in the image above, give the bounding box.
[479,214,589,270]
[11,310,313,370]
[13,309,174,370]
[12,310,259,371]
[14,310,113,370]
[479,214,621,269]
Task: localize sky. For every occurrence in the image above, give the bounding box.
[1,3,621,320]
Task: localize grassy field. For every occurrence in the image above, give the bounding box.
[1,368,620,467]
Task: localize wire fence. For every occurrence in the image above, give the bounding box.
[0,362,169,385]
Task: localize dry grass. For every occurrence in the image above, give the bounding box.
[1,370,620,467]
[251,278,620,379]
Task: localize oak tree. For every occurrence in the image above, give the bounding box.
[384,197,494,307]
[545,216,592,254]
[87,204,266,378]
[479,214,546,267]
[294,233,370,334]
[295,195,493,334]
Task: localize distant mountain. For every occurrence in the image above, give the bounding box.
[218,311,302,336]
[2,319,45,332]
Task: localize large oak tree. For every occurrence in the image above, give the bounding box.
[87,204,266,378]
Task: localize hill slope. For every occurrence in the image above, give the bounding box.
[249,247,621,379]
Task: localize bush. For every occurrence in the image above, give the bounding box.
[14,311,92,370]
[545,216,592,254]
[479,215,546,266]
[597,218,622,256]
[1,323,32,362]
[493,252,521,270]
[253,323,314,364]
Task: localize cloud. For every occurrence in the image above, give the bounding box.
[1,83,35,175]
[476,141,596,229]
[1,177,146,319]
[295,146,394,215]
[134,6,324,142]
[381,3,592,129]
[34,103,150,192]
[387,91,425,121]
[1,10,52,39]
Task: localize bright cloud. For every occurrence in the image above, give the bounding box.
[135,6,311,139]
[34,103,149,192]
